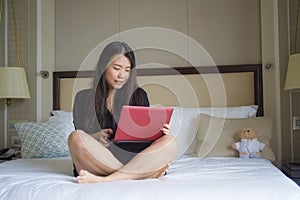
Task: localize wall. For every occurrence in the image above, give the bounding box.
[55,0,261,70]
[39,0,55,121]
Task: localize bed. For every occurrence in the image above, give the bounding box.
[1,64,300,200]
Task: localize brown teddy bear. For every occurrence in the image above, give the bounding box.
[232,128,266,158]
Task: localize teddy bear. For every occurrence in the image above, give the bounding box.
[232,128,266,158]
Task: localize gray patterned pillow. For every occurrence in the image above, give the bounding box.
[14,121,71,158]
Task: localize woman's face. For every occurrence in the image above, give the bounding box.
[105,54,131,90]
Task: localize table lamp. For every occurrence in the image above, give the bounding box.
[0,67,30,105]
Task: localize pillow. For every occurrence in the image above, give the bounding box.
[170,107,199,157]
[196,105,258,118]
[48,110,75,134]
[14,121,72,158]
[193,114,276,161]
[168,105,258,156]
[51,110,73,117]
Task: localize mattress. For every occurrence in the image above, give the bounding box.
[0,156,299,200]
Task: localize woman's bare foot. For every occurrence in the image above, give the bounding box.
[77,170,106,183]
[77,163,170,184]
[149,163,170,179]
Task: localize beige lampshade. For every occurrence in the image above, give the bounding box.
[0,67,31,99]
[285,54,300,90]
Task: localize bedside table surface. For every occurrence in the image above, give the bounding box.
[282,162,300,185]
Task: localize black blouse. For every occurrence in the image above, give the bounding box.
[72,87,150,139]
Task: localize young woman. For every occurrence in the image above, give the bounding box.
[68,41,178,183]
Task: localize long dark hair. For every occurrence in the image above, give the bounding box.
[85,41,142,132]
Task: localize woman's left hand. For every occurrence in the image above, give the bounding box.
[161,123,171,135]
[92,129,113,147]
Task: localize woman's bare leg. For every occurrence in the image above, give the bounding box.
[77,134,178,183]
[68,130,123,176]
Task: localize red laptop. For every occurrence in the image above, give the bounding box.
[114,106,173,143]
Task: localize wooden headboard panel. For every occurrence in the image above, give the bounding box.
[53,64,263,116]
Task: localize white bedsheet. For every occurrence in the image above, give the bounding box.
[0,156,299,200]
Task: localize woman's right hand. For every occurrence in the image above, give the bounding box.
[92,129,113,147]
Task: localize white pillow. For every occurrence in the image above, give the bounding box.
[14,121,71,158]
[168,105,258,157]
[51,110,73,117]
[48,110,75,134]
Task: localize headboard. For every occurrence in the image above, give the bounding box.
[53,64,263,116]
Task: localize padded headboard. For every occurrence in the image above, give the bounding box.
[53,64,263,116]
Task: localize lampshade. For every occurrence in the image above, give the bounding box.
[285,54,300,90]
[0,67,31,99]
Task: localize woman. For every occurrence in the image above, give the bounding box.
[68,41,178,183]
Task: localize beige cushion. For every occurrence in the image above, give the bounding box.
[193,114,276,161]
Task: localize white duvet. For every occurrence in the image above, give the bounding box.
[0,156,299,200]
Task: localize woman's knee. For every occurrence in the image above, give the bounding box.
[68,130,86,150]
[68,130,78,144]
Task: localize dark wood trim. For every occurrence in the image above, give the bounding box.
[53,64,263,116]
[53,71,95,110]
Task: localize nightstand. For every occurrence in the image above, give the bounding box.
[0,157,13,163]
[282,162,300,186]
[0,148,21,163]
[0,155,21,163]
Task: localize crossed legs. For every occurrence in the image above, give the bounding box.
[68,130,178,183]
